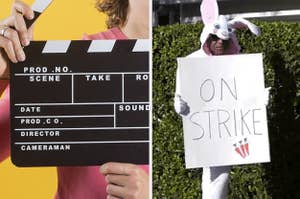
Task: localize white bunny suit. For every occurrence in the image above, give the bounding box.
[174,0,262,199]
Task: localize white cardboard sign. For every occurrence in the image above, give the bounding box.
[177,53,270,169]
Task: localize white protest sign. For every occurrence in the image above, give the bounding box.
[177,53,270,169]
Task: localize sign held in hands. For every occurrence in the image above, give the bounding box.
[177,53,270,168]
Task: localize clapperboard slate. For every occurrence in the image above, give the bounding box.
[10,39,149,166]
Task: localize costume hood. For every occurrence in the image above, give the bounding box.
[200,0,261,55]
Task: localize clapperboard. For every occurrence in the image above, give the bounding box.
[10,39,150,166]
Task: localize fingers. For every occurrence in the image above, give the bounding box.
[14,12,31,46]
[106,174,128,186]
[0,36,18,63]
[106,183,142,199]
[100,162,137,175]
[0,0,34,64]
[0,1,33,79]
[106,184,124,198]
[3,1,34,46]
[1,27,25,62]
[12,0,34,20]
[101,163,149,199]
[107,195,121,199]
[12,0,34,46]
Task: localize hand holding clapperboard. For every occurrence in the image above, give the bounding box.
[177,54,271,168]
[10,0,150,166]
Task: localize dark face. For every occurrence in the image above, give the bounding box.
[208,35,230,55]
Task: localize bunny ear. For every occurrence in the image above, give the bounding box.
[229,17,261,36]
[200,0,219,25]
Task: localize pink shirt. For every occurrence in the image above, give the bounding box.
[83,27,127,40]
[0,80,10,163]
[0,28,149,199]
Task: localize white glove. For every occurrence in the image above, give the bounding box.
[174,94,190,116]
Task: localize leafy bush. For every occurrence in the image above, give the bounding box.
[153,22,300,199]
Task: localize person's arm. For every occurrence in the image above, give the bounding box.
[0,0,34,162]
[100,162,149,199]
[0,0,34,79]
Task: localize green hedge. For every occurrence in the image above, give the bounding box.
[153,22,300,199]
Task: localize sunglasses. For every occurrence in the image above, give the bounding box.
[210,34,223,41]
[209,34,230,45]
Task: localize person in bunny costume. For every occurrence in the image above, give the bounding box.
[174,0,263,198]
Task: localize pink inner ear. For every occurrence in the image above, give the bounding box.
[231,22,248,30]
[201,0,219,25]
